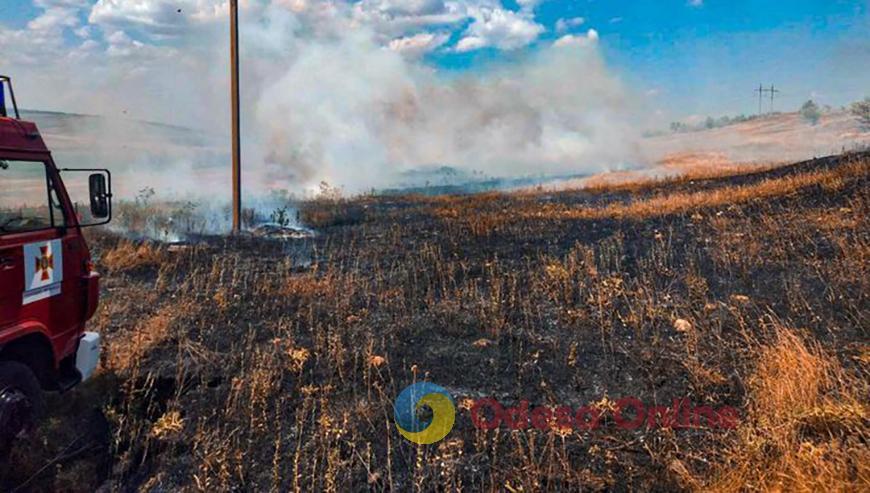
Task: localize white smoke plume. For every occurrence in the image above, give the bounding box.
[2,0,644,196]
[255,38,641,191]
[248,4,642,192]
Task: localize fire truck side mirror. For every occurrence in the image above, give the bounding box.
[89,173,110,219]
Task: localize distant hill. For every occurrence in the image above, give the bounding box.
[644,109,869,167]
[534,110,869,191]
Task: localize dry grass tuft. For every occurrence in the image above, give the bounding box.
[101,240,168,273]
[705,326,869,492]
[151,410,185,439]
[546,160,867,222]
[105,305,181,373]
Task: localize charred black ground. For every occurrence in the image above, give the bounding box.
[2,152,868,491]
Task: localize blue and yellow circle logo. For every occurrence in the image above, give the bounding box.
[394,382,455,444]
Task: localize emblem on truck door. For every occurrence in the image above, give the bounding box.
[23,239,63,305]
[36,246,53,281]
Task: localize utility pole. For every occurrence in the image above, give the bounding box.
[756,84,764,116]
[755,84,780,116]
[230,0,241,233]
[768,84,779,113]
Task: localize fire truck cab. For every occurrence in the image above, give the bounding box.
[0,76,112,450]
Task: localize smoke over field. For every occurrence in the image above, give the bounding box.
[5,0,870,202]
[253,27,641,190]
[10,1,642,196]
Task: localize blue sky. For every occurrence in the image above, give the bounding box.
[593,1,869,117]
[0,1,40,28]
[429,0,870,118]
[1,0,868,122]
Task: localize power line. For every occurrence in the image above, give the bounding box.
[768,84,780,113]
[754,83,781,115]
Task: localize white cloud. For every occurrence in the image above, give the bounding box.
[455,5,544,52]
[388,31,450,56]
[455,35,486,52]
[688,0,703,7]
[87,0,242,38]
[555,16,584,33]
[27,7,79,30]
[515,0,541,12]
[0,0,92,68]
[88,0,199,36]
[26,0,89,31]
[553,28,599,48]
[352,0,464,40]
[359,0,447,16]
[105,30,143,57]
[74,1,547,54]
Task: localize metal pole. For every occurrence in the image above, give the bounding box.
[769,84,778,113]
[757,84,763,116]
[230,0,241,233]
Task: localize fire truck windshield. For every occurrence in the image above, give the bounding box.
[0,159,65,233]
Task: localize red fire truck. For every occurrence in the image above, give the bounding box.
[0,76,111,451]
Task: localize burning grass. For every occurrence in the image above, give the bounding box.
[1,152,868,491]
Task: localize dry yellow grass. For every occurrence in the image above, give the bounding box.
[537,159,867,221]
[101,240,168,273]
[105,304,184,373]
[579,156,780,195]
[431,156,868,238]
[705,326,869,492]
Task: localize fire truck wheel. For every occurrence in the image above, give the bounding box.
[0,361,45,454]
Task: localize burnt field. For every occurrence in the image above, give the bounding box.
[3,152,869,491]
